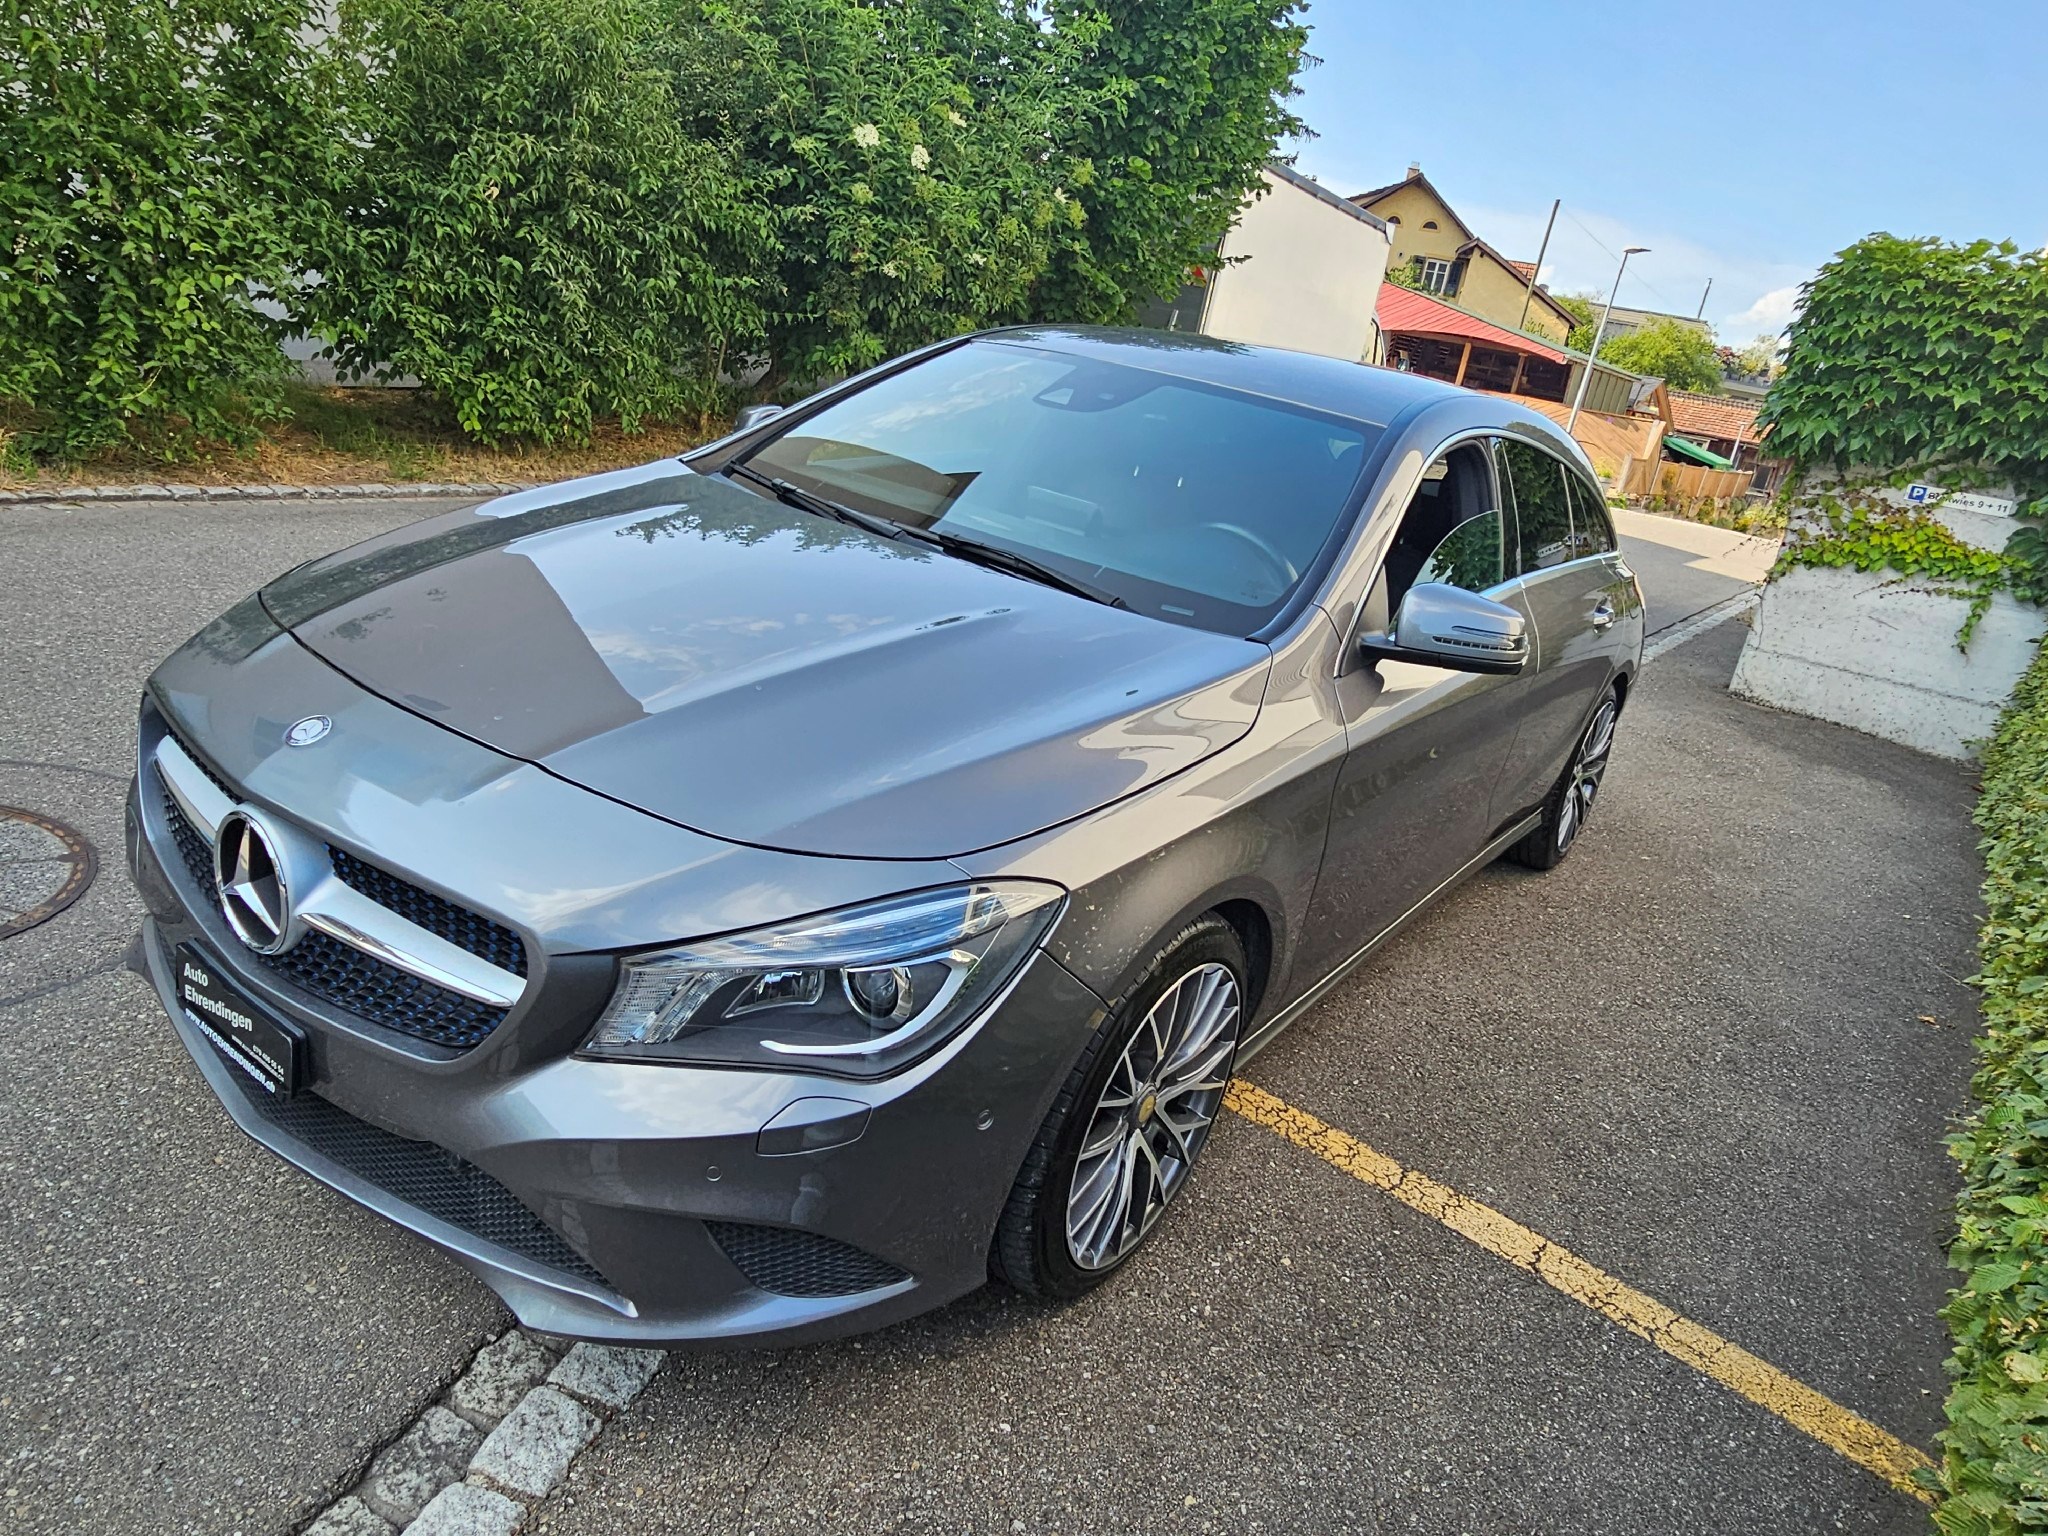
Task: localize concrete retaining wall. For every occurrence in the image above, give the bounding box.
[1730,483,2041,759]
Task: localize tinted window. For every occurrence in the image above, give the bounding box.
[1417,512,1505,593]
[1497,440,1574,574]
[1383,444,1504,603]
[1564,469,1618,554]
[1376,442,1507,610]
[741,341,1377,635]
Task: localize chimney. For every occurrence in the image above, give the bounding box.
[1405,162,1422,180]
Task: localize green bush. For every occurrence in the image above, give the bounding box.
[0,0,336,459]
[3,0,1313,453]
[300,0,774,444]
[1940,646,2048,1533]
[1763,236,2048,498]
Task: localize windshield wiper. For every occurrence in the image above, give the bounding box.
[898,526,1128,610]
[725,461,904,541]
[728,460,1125,609]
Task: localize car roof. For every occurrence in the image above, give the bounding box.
[978,324,1522,433]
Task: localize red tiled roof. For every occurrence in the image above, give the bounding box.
[1507,260,1538,281]
[1668,388,1762,445]
[1377,284,1567,362]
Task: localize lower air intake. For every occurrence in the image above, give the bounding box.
[706,1221,906,1298]
[207,1042,612,1291]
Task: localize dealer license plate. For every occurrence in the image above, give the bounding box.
[174,942,304,1096]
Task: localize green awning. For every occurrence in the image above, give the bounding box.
[1664,436,1734,469]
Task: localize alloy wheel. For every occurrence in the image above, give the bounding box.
[1065,962,1241,1270]
[1556,696,1618,854]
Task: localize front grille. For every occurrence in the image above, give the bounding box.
[207,1051,610,1289]
[160,721,528,981]
[706,1221,907,1298]
[330,848,527,978]
[160,788,510,1050]
[166,724,236,799]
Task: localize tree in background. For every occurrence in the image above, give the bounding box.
[0,0,337,459]
[1729,333,1781,377]
[1596,318,1723,392]
[685,0,1101,390]
[1034,0,1312,323]
[1552,292,1598,345]
[1554,289,1723,392]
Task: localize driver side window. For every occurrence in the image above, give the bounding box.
[1381,442,1506,614]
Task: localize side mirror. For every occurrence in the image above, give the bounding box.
[1360,582,1529,676]
[734,403,787,432]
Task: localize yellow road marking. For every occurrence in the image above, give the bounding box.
[1223,1079,1937,1506]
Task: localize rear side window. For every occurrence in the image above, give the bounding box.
[1496,440,1574,573]
[1564,469,1618,555]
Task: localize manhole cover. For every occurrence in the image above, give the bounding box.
[0,807,97,940]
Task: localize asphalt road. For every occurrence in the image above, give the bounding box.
[0,497,496,1536]
[0,492,1965,1536]
[1611,506,1777,633]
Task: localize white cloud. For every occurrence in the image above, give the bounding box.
[1451,199,1816,339]
[1724,284,1804,336]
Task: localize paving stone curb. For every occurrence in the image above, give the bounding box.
[0,480,537,505]
[296,1329,666,1536]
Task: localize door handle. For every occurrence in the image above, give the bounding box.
[1589,598,1616,630]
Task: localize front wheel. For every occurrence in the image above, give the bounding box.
[992,916,1246,1300]
[1508,685,1619,871]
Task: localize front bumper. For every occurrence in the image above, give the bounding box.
[127,755,1105,1349]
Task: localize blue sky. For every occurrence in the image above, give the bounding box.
[1282,0,2047,341]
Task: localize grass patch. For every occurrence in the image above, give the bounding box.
[1938,642,2048,1533]
[0,384,718,492]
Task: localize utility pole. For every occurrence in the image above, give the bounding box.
[1696,277,1713,321]
[1518,199,1560,332]
[1568,246,1648,434]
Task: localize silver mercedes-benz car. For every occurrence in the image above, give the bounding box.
[125,327,1642,1345]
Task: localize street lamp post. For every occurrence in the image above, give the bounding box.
[1566,245,1649,434]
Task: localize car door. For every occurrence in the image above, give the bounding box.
[1490,437,1641,822]
[1291,438,1538,985]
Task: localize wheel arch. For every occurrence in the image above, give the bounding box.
[1209,897,1275,1021]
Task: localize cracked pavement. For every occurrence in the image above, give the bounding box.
[1,492,1969,1534]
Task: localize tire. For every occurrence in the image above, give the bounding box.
[992,915,1247,1301]
[1507,684,1619,871]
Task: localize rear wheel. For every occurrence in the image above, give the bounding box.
[993,916,1245,1300]
[1508,686,1618,871]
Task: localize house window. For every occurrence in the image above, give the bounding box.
[1417,257,1453,293]
[1422,220,1439,230]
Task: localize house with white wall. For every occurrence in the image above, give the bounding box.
[1140,162,1394,365]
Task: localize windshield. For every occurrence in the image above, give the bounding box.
[736,340,1378,634]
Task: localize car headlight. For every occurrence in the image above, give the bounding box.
[581,881,1066,1077]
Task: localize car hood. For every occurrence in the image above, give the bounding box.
[265,461,1270,859]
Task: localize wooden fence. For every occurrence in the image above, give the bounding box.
[1618,457,1754,505]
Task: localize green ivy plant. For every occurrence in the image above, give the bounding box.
[1759,237,2048,649]
[1940,643,2048,1536]
[1772,490,2036,648]
[1762,237,2048,489]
